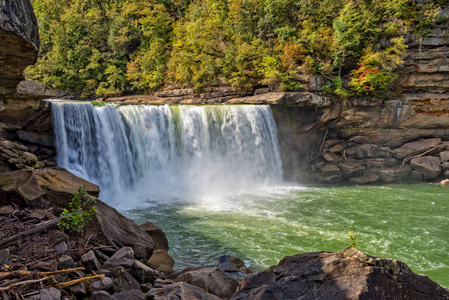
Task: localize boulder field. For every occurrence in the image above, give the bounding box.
[1,169,449,299]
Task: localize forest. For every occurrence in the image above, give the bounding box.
[26,0,447,98]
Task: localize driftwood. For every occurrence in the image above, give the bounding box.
[0,276,52,291]
[55,274,105,288]
[0,217,62,249]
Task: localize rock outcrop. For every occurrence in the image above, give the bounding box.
[0,0,39,95]
[232,248,449,300]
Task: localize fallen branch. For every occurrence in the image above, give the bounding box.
[0,274,32,288]
[400,146,438,168]
[0,267,85,281]
[0,217,61,249]
[55,274,105,288]
[0,277,52,291]
[303,129,329,165]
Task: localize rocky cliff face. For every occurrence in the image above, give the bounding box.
[0,0,39,95]
[0,1,56,172]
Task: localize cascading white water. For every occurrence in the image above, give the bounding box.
[52,102,283,202]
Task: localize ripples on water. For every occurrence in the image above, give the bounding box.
[124,183,449,288]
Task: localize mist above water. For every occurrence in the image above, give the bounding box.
[52,102,283,203]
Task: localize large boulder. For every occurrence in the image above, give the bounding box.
[0,0,39,95]
[139,221,169,251]
[174,267,239,299]
[34,167,99,207]
[372,165,411,183]
[338,162,365,177]
[410,156,442,179]
[85,202,155,261]
[394,138,441,158]
[0,169,43,207]
[232,248,449,300]
[147,250,175,273]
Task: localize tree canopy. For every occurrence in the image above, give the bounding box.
[26,0,445,98]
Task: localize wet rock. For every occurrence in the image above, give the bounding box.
[112,289,145,300]
[58,255,75,269]
[232,248,449,300]
[111,266,141,292]
[90,291,113,300]
[0,170,43,207]
[81,250,102,272]
[147,250,174,273]
[131,260,158,284]
[410,156,442,179]
[139,221,169,251]
[218,255,252,274]
[372,165,411,183]
[103,247,134,270]
[394,138,441,158]
[175,267,239,299]
[39,287,61,300]
[320,164,342,182]
[147,282,221,300]
[408,170,424,181]
[338,162,365,177]
[88,277,113,293]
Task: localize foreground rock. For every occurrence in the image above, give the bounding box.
[232,247,449,300]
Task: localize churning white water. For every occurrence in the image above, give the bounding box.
[52,102,283,202]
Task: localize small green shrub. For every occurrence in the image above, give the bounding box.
[348,231,359,248]
[58,185,97,231]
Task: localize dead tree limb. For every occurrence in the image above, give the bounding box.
[55,274,105,288]
[0,277,52,291]
[0,217,61,249]
[400,146,438,168]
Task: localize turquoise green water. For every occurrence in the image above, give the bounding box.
[122,183,449,288]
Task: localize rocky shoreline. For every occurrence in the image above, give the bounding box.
[1,168,449,300]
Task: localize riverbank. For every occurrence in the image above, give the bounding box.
[1,168,449,299]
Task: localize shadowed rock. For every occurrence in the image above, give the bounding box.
[232,248,449,300]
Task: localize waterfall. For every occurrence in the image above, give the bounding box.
[52,102,283,201]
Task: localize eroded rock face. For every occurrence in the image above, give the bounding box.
[232,248,449,300]
[0,0,39,95]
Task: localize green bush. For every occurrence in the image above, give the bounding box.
[58,185,97,231]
